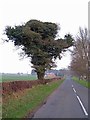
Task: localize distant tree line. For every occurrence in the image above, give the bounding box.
[31,69,66,77]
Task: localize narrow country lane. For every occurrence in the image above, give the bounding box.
[32,76,88,118]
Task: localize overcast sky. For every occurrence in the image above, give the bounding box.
[0,0,88,73]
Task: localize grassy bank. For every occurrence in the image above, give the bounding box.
[72,76,90,88]
[2,79,64,118]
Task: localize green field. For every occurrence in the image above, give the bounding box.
[0,73,37,82]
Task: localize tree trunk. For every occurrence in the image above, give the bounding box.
[37,72,44,80]
[37,72,46,84]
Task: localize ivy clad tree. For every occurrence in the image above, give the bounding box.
[5,19,74,81]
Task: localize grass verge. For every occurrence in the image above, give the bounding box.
[2,79,64,118]
[72,76,90,88]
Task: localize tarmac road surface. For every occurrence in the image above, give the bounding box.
[32,76,88,118]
